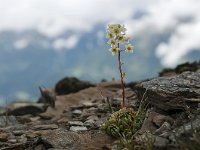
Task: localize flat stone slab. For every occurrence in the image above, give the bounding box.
[7,102,48,116]
[135,71,200,111]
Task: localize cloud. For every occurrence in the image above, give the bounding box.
[0,0,199,67]
[125,0,200,33]
[53,35,79,51]
[14,38,30,50]
[14,91,30,100]
[0,0,142,37]
[156,21,200,67]
[124,0,200,67]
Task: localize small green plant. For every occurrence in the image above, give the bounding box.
[101,106,145,136]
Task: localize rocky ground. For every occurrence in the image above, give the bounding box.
[0,61,200,150]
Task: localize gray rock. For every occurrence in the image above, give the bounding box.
[154,122,171,135]
[84,119,95,127]
[139,110,158,134]
[12,130,25,136]
[86,115,98,121]
[38,112,54,120]
[33,124,58,130]
[84,116,100,128]
[167,116,200,142]
[7,102,48,116]
[0,116,18,127]
[135,71,200,111]
[72,109,82,116]
[8,138,17,143]
[0,132,9,142]
[39,128,103,149]
[55,77,94,95]
[68,121,84,126]
[69,126,87,132]
[152,113,174,127]
[138,132,169,148]
[159,61,200,77]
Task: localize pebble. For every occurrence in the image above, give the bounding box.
[26,132,38,138]
[57,117,69,124]
[12,130,25,136]
[87,107,98,112]
[8,138,17,143]
[68,121,84,126]
[0,132,9,142]
[72,109,82,115]
[69,126,87,132]
[39,113,53,120]
[82,101,95,107]
[34,124,58,130]
[70,104,84,110]
[84,119,95,127]
[86,115,98,121]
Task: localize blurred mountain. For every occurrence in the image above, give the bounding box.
[0,25,198,104]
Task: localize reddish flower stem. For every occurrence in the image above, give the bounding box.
[117,43,125,108]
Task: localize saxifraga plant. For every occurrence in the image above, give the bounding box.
[106,23,134,108]
[101,24,145,149]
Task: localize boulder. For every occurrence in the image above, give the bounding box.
[7,101,48,116]
[135,71,200,111]
[159,61,200,77]
[55,77,95,95]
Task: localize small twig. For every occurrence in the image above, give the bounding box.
[97,87,106,102]
[106,97,114,113]
[138,88,149,110]
[97,87,113,113]
[141,87,149,103]
[5,98,8,126]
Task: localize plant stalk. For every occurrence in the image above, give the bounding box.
[117,43,125,107]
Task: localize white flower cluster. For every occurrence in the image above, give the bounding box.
[106,24,134,55]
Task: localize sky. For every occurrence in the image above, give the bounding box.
[0,0,200,67]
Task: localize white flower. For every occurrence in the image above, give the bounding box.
[117,35,129,44]
[125,44,134,53]
[118,24,127,33]
[121,36,129,44]
[107,24,124,36]
[109,46,119,55]
[107,24,116,30]
[122,72,126,79]
[117,34,124,41]
[106,23,134,55]
[107,39,116,46]
[106,32,114,39]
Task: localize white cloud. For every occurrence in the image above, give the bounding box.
[124,0,200,67]
[0,0,199,66]
[15,91,30,100]
[0,0,142,37]
[14,39,30,50]
[53,35,79,51]
[156,21,200,67]
[126,0,200,34]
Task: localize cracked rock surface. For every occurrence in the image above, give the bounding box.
[135,71,200,111]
